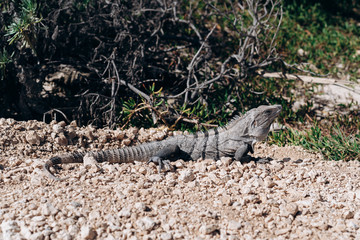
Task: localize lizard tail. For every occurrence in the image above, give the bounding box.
[43,156,67,181]
[43,152,85,181]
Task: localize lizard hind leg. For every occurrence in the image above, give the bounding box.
[147,145,180,173]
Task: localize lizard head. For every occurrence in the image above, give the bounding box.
[243,104,282,142]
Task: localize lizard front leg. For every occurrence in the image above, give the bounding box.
[234,143,253,162]
[147,145,180,173]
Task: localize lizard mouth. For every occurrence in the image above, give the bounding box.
[259,105,282,127]
[269,105,282,120]
[272,105,282,114]
[272,107,282,119]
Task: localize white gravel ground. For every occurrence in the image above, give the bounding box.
[0,118,360,239]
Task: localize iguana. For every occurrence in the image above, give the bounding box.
[44,105,282,180]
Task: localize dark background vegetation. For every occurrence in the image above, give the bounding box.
[1,0,360,159]
[0,0,286,128]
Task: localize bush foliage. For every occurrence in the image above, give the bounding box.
[1,0,285,127]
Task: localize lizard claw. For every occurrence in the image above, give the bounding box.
[147,157,173,173]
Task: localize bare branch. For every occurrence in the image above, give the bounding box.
[261,72,360,95]
[43,109,70,123]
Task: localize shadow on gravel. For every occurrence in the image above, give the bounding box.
[241,156,304,165]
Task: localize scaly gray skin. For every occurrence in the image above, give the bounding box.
[44,105,282,180]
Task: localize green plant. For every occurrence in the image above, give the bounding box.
[0,0,11,11]
[270,125,360,161]
[0,47,14,80]
[120,83,165,129]
[280,2,360,80]
[262,1,360,161]
[5,0,42,55]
